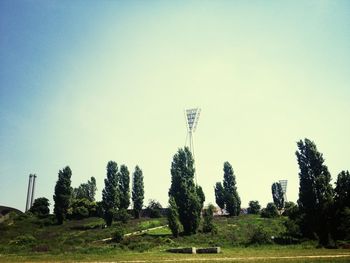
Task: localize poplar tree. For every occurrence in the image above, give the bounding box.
[132,166,144,218]
[223,162,241,216]
[169,147,204,235]
[102,161,119,226]
[119,165,130,210]
[214,182,225,213]
[296,138,333,245]
[53,166,72,224]
[272,182,284,211]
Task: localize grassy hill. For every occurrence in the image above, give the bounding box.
[1,213,350,262]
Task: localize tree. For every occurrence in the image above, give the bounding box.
[132,165,144,219]
[30,197,50,217]
[102,161,119,226]
[223,162,241,216]
[261,202,279,218]
[167,196,181,237]
[72,176,97,202]
[214,182,225,213]
[119,165,130,210]
[146,199,163,218]
[272,182,284,211]
[247,200,261,214]
[296,138,334,246]
[169,147,204,235]
[333,170,350,240]
[203,204,217,234]
[53,166,72,224]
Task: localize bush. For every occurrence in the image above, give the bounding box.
[113,225,125,243]
[202,204,217,234]
[146,199,163,218]
[248,226,272,245]
[29,197,50,218]
[115,209,131,223]
[261,203,279,218]
[247,200,261,214]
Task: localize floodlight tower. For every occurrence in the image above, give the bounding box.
[185,108,201,183]
[279,180,288,202]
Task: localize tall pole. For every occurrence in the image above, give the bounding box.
[30,174,37,207]
[25,174,33,212]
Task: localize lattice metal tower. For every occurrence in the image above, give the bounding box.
[185,108,201,183]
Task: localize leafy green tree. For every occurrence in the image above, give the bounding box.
[53,166,72,224]
[29,197,50,217]
[333,170,350,240]
[167,196,181,237]
[68,198,97,219]
[102,161,119,226]
[132,165,144,219]
[283,201,299,219]
[296,138,334,246]
[169,147,204,235]
[214,182,225,213]
[247,200,261,214]
[203,204,217,234]
[72,176,97,202]
[146,199,163,218]
[119,165,130,210]
[261,202,279,218]
[272,182,285,211]
[223,162,241,216]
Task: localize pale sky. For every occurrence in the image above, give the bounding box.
[1,1,350,212]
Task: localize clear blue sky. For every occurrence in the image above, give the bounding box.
[1,0,350,211]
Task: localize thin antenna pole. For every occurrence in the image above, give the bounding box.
[30,175,37,207]
[25,174,33,212]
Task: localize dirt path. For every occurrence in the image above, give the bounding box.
[99,225,168,242]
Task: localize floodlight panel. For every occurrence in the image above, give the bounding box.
[279,180,288,193]
[186,108,200,132]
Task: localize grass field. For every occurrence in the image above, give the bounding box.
[1,213,349,262]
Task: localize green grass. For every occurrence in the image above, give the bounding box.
[0,213,349,262]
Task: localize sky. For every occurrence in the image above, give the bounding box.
[1,0,350,212]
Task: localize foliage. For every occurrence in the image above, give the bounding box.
[247,200,261,214]
[113,224,125,243]
[167,196,181,237]
[247,225,272,245]
[261,203,279,218]
[282,201,299,219]
[333,170,350,241]
[132,165,144,219]
[168,147,203,235]
[115,208,131,224]
[102,161,119,226]
[9,234,36,246]
[272,182,284,211]
[214,182,225,212]
[29,197,50,217]
[72,177,97,202]
[68,198,97,219]
[296,138,334,246]
[146,199,163,218]
[223,162,241,216]
[202,204,217,234]
[119,165,130,210]
[53,166,72,224]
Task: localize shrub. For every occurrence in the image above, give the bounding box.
[202,204,217,234]
[29,197,50,218]
[261,203,279,218]
[115,209,131,223]
[248,226,272,245]
[113,225,125,243]
[146,199,163,218]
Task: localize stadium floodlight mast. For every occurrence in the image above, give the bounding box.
[279,180,288,202]
[184,107,201,184]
